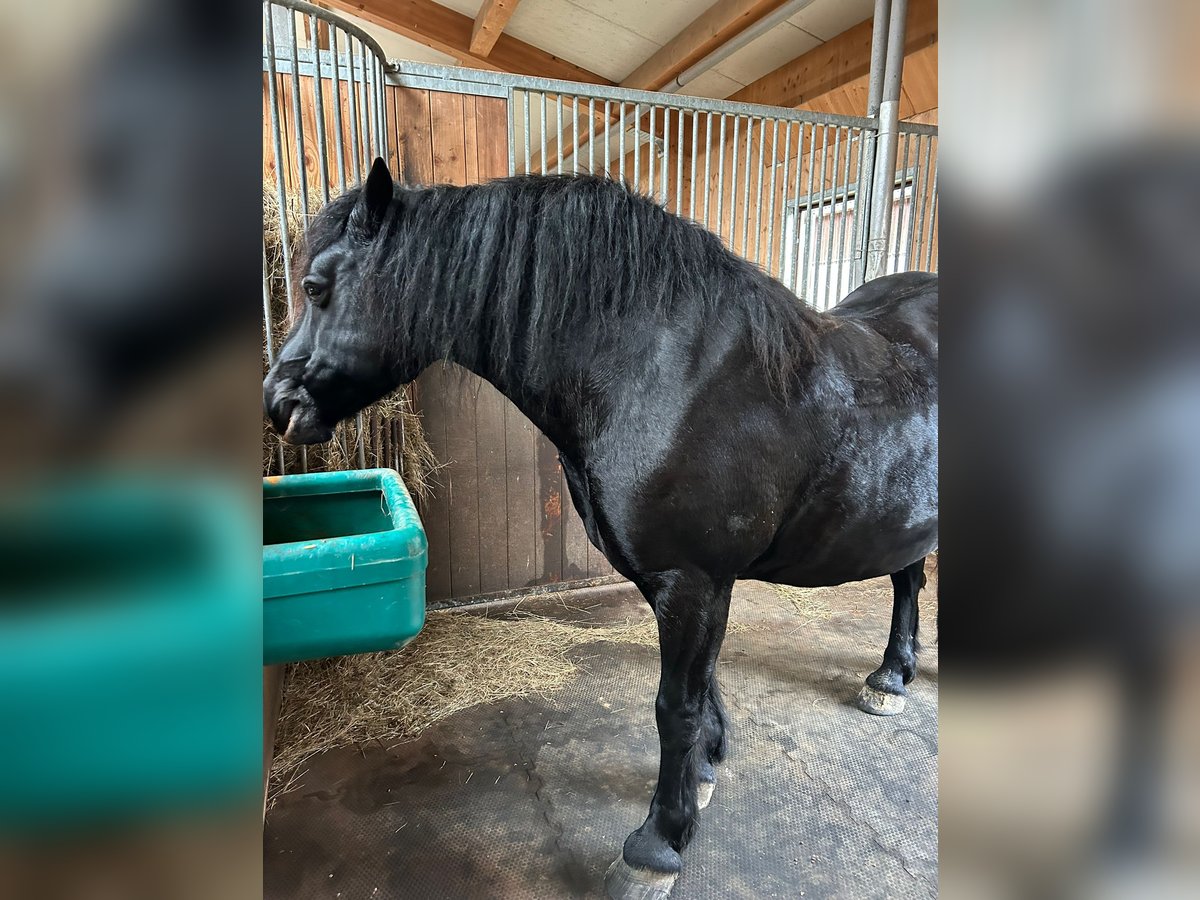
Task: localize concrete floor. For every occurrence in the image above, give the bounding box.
[265,576,938,899]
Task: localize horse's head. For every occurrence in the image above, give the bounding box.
[264,158,412,444]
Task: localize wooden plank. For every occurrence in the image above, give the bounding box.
[474,96,510,180]
[503,396,538,589]
[414,368,452,602]
[729,0,937,111]
[470,0,521,58]
[392,87,434,185]
[622,0,792,92]
[429,91,468,184]
[323,0,609,84]
[444,372,482,599]
[462,94,480,185]
[535,432,563,585]
[474,380,510,594]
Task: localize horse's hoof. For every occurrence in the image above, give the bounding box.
[697,778,716,810]
[605,856,678,900]
[856,684,906,716]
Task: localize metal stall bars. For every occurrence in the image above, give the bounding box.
[262,0,391,475]
[389,62,937,310]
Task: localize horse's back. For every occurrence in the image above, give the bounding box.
[831,271,937,318]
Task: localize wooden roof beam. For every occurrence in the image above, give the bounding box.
[323,0,608,84]
[728,0,937,110]
[622,0,794,92]
[470,0,521,57]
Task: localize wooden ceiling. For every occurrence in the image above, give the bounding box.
[321,0,937,121]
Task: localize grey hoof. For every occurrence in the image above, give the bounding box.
[856,684,907,716]
[697,778,715,810]
[605,856,678,900]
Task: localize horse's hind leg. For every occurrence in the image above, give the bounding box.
[695,676,728,810]
[605,571,731,900]
[857,557,926,716]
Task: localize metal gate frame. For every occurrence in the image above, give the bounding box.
[388,61,938,303]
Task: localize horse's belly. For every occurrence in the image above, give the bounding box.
[744,408,938,585]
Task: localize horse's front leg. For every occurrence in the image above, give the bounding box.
[605,571,732,900]
[857,557,926,716]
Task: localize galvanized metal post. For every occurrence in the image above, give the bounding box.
[863,0,907,282]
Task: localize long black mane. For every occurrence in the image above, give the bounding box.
[300,175,828,390]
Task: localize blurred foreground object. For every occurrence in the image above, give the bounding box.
[943,3,1200,897]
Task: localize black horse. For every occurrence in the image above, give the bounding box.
[264,159,938,899]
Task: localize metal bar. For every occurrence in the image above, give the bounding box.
[387,60,879,130]
[507,87,516,177]
[753,117,766,264]
[765,118,779,275]
[787,123,803,290]
[618,102,626,182]
[588,98,595,174]
[661,107,671,205]
[572,97,579,175]
[308,13,330,204]
[835,128,854,299]
[274,0,391,69]
[647,105,656,197]
[730,116,741,250]
[924,149,938,271]
[265,6,307,474]
[633,103,641,188]
[912,133,931,269]
[906,133,921,269]
[742,117,754,257]
[345,36,362,183]
[263,239,285,473]
[864,0,909,281]
[849,126,868,289]
[555,94,564,174]
[867,0,891,117]
[689,112,698,217]
[896,131,912,271]
[820,124,841,307]
[523,91,531,174]
[355,40,368,171]
[287,12,310,219]
[812,125,829,305]
[702,112,713,228]
[675,107,683,214]
[800,123,818,299]
[716,115,726,238]
[604,100,611,177]
[329,26,346,192]
[541,92,548,175]
[775,119,792,275]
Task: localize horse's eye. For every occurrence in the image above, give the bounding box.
[302,278,327,305]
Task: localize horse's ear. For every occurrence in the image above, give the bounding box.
[349,157,394,239]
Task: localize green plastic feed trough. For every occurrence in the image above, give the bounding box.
[263,468,427,665]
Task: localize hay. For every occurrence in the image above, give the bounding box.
[267,608,663,806]
[772,584,834,628]
[262,181,441,498]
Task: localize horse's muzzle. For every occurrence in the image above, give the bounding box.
[263,374,334,445]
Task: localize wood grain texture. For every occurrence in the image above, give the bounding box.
[469,0,521,58]
[323,0,608,84]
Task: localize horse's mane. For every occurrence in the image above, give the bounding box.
[300,175,827,391]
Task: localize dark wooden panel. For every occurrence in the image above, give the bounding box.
[535,434,563,585]
[414,368,452,603]
[443,372,481,599]
[474,380,510,595]
[502,397,538,589]
[391,86,434,185]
